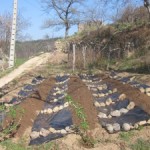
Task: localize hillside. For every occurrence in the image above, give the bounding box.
[63,22,150,74]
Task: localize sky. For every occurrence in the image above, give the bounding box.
[0,0,79,40]
[0,0,144,40]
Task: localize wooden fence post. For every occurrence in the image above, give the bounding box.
[73,44,76,72]
[82,46,86,69]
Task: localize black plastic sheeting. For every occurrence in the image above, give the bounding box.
[100,107,150,127]
[80,74,150,133]
[0,76,45,130]
[109,71,150,93]
[29,75,73,145]
[8,75,45,105]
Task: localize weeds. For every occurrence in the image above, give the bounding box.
[1,138,59,150]
[119,131,134,142]
[65,95,95,148]
[130,138,150,150]
[0,106,24,141]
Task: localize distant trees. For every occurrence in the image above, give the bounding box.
[0,12,30,55]
[41,0,84,38]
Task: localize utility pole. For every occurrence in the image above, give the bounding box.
[9,0,18,68]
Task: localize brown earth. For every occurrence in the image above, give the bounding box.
[68,76,98,130]
[12,77,56,138]
[102,75,150,115]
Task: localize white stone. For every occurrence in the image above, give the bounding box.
[100,103,106,107]
[47,108,52,114]
[108,115,112,118]
[44,109,47,114]
[30,131,40,139]
[41,110,44,114]
[122,123,131,131]
[93,94,98,97]
[109,90,113,94]
[98,112,107,118]
[53,99,58,102]
[147,119,150,124]
[53,93,56,96]
[49,127,56,133]
[98,86,103,90]
[53,107,59,112]
[120,108,128,114]
[139,88,145,93]
[133,123,139,129]
[138,120,147,126]
[64,102,69,108]
[106,124,114,133]
[119,94,126,101]
[127,102,135,110]
[60,129,67,134]
[94,101,100,107]
[113,123,120,131]
[111,110,121,117]
[99,93,105,97]
[59,105,64,110]
[40,128,49,137]
[146,87,150,93]
[106,99,112,106]
[146,92,150,96]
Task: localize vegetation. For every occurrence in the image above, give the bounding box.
[1,140,59,150]
[119,131,135,142]
[130,138,150,150]
[65,95,95,148]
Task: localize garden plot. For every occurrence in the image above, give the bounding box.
[80,74,150,133]
[0,73,150,146]
[29,75,74,145]
[109,71,150,96]
[0,76,45,125]
[6,75,45,106]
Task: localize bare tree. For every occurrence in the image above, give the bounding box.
[41,0,84,38]
[144,0,150,19]
[0,12,30,55]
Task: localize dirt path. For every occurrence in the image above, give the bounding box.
[0,53,50,88]
[0,51,67,88]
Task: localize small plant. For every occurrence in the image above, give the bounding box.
[0,104,5,112]
[0,106,24,142]
[130,138,150,150]
[65,95,95,148]
[65,95,89,131]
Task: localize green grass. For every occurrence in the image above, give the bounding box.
[0,58,27,78]
[119,131,135,142]
[1,139,59,150]
[15,58,27,67]
[130,138,150,150]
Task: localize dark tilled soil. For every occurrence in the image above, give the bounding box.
[15,77,56,137]
[102,75,150,115]
[68,76,98,130]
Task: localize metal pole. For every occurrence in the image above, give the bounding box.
[9,0,18,68]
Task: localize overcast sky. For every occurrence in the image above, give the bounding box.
[0,0,143,40]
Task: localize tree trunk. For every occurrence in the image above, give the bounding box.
[65,25,69,38]
[144,0,150,20]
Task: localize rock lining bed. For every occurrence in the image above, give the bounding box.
[80,74,150,133]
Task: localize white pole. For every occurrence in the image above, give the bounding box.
[9,0,18,68]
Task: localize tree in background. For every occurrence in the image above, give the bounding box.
[41,0,84,38]
[0,12,30,55]
[144,0,150,19]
